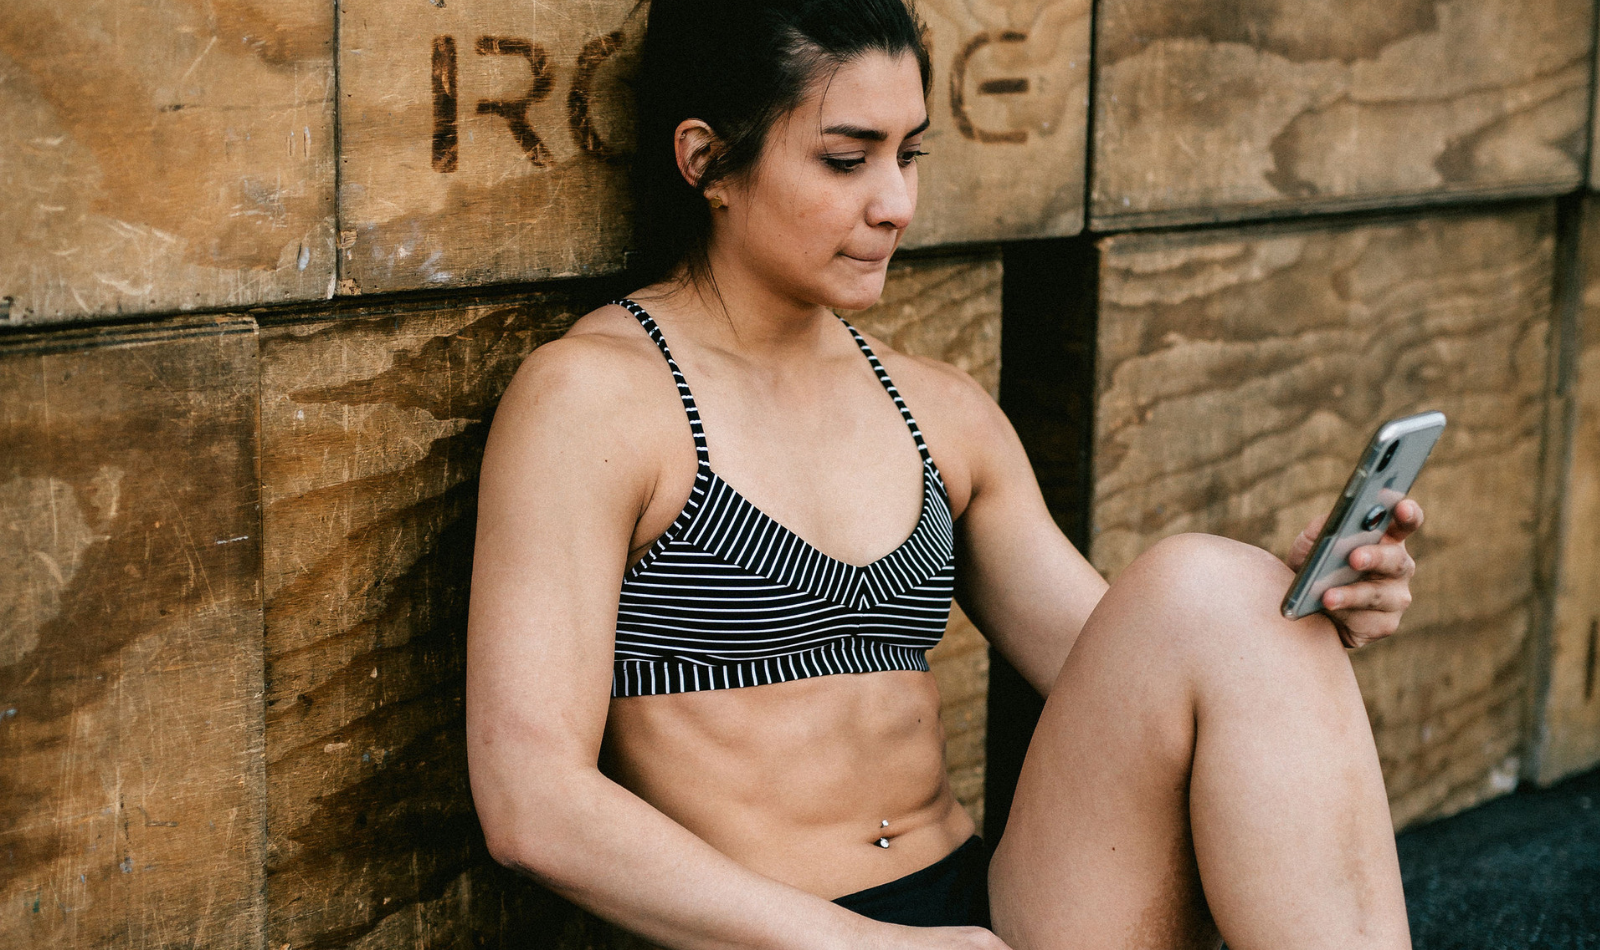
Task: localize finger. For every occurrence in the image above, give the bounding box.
[1287,513,1330,570]
[1332,612,1399,649]
[1384,499,1424,542]
[1323,579,1412,614]
[1347,542,1414,578]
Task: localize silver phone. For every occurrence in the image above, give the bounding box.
[1280,411,1446,620]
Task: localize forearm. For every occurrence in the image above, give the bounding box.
[485,767,876,950]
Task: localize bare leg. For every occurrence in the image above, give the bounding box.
[988,534,1409,950]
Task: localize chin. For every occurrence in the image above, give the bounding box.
[824,274,889,313]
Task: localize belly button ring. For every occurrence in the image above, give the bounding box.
[877,819,890,848]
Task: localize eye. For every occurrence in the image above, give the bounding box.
[824,154,867,172]
[898,149,928,167]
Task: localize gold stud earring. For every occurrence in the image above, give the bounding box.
[707,194,726,210]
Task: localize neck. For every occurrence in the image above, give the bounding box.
[651,251,843,364]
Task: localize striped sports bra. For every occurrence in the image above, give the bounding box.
[611,299,956,698]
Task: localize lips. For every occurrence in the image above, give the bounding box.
[841,251,891,263]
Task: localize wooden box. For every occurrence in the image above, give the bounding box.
[1090,206,1557,827]
[335,0,642,294]
[0,317,264,947]
[902,0,1090,248]
[0,0,336,323]
[1091,0,1592,229]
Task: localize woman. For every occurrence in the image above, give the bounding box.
[466,1,1421,947]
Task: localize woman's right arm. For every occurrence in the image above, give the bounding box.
[466,337,1002,950]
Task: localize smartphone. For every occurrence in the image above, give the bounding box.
[1280,411,1446,620]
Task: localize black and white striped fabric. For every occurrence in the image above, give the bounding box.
[610,298,957,698]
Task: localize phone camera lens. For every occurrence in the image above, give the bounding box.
[1360,505,1388,531]
[1376,441,1399,473]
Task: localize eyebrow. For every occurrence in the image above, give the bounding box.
[822,116,931,142]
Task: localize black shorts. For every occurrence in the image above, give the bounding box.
[832,835,992,928]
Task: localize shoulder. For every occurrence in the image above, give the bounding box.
[849,328,1012,514]
[851,327,1005,429]
[497,303,672,424]
[486,302,685,479]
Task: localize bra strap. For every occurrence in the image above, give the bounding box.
[614,299,711,469]
[837,318,935,466]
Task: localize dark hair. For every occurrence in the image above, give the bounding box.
[629,0,931,288]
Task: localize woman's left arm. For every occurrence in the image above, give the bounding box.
[935,370,1109,696]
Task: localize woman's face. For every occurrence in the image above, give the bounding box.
[709,52,928,313]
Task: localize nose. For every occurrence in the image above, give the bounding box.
[866,161,916,231]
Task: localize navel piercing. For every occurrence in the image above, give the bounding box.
[877,818,891,848]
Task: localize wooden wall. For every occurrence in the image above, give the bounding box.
[6,0,1600,946]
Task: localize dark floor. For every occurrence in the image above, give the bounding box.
[1398,765,1600,949]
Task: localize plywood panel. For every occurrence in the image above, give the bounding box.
[336,1,641,294]
[1091,207,1556,828]
[259,293,589,948]
[1536,198,1600,783]
[902,0,1090,248]
[336,1,1082,295]
[1092,0,1592,230]
[0,318,264,947]
[854,250,1004,827]
[0,0,335,324]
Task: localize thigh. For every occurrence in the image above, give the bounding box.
[986,534,1370,950]
[987,540,1222,950]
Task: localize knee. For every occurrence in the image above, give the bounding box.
[1126,532,1294,621]
[1108,533,1343,663]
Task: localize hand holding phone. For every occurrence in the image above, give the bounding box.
[1281,411,1445,621]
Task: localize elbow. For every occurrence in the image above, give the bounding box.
[474,782,592,891]
[482,827,531,873]
[482,823,579,893]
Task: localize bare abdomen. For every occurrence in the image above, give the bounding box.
[601,669,976,899]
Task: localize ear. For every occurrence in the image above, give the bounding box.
[673,119,721,190]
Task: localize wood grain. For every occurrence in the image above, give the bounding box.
[336,0,642,294]
[854,250,1004,827]
[259,292,589,949]
[1092,206,1556,828]
[1092,0,1592,229]
[336,0,1080,295]
[0,317,264,948]
[0,0,335,324]
[1535,198,1600,784]
[902,0,1090,248]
